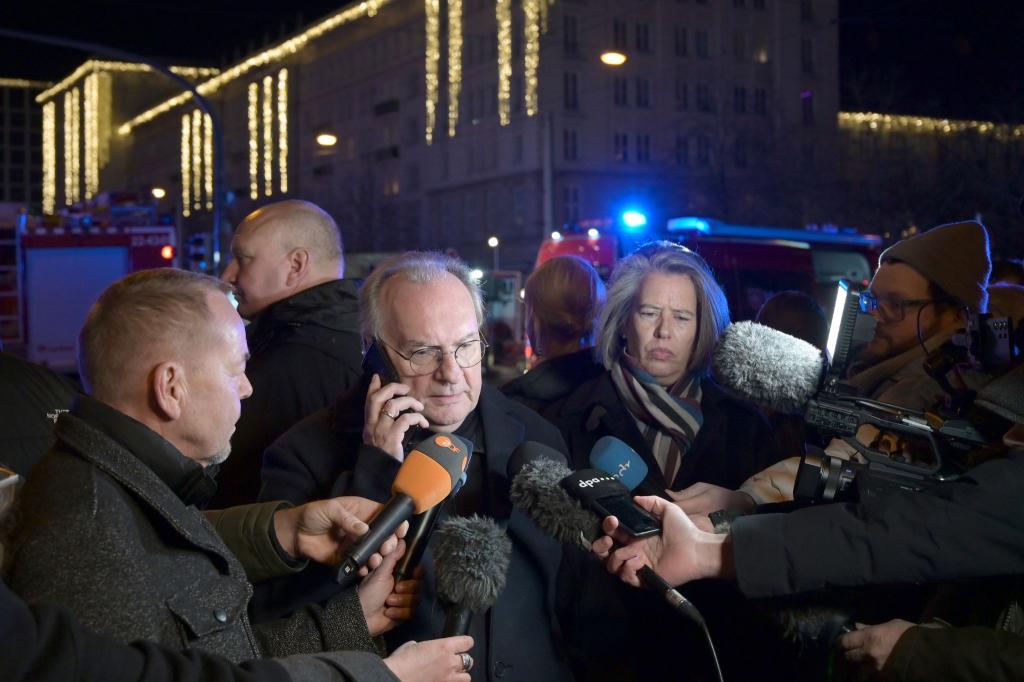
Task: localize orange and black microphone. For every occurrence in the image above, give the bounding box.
[336,434,470,586]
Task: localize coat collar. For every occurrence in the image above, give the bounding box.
[71,395,218,506]
[54,408,236,573]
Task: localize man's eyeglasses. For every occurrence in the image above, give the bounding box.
[380,338,488,376]
[858,292,944,323]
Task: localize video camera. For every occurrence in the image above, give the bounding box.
[793,281,1016,504]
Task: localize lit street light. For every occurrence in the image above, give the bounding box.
[600,51,627,66]
[151,187,167,199]
[316,133,338,147]
[488,236,500,271]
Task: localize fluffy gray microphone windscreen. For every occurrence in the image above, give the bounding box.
[509,458,602,552]
[434,515,511,613]
[711,320,825,415]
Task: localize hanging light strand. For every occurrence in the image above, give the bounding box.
[447,0,463,137]
[496,0,512,126]
[424,0,440,144]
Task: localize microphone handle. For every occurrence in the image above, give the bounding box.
[638,565,705,626]
[393,500,447,582]
[442,603,473,637]
[336,493,415,585]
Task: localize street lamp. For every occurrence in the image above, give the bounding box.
[151,187,167,199]
[316,133,338,147]
[599,51,627,66]
[487,236,500,271]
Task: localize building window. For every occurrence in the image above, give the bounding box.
[733,138,748,168]
[674,136,689,165]
[635,23,651,52]
[802,92,814,125]
[564,72,579,110]
[614,77,629,107]
[637,133,651,162]
[675,79,689,110]
[563,128,579,160]
[696,84,712,111]
[614,132,629,162]
[802,142,815,171]
[733,32,746,61]
[801,39,814,74]
[696,134,711,166]
[562,184,580,223]
[754,88,767,115]
[564,15,579,54]
[636,78,652,108]
[674,26,688,56]
[800,0,814,22]
[613,19,628,49]
[696,30,710,58]
[733,86,746,114]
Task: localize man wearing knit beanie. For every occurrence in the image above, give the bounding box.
[728,221,995,509]
[849,220,992,405]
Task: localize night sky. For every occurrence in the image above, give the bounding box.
[2,0,1022,122]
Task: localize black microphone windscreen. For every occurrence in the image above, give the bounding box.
[433,515,511,612]
[509,458,602,551]
[712,321,825,415]
[506,440,568,480]
[775,605,856,647]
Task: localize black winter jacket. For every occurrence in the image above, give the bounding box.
[258,384,576,682]
[544,371,789,682]
[499,348,604,415]
[0,351,79,476]
[213,279,363,508]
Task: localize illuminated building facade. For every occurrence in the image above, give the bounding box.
[34,0,852,270]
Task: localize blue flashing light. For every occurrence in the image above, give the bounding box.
[621,211,648,230]
[666,216,711,233]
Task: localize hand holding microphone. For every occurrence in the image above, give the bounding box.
[337,434,470,586]
[507,442,703,623]
[593,494,733,589]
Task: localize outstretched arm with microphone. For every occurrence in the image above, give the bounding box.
[592,495,735,588]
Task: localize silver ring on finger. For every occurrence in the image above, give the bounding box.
[460,652,473,672]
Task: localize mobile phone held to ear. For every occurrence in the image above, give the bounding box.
[363,340,401,385]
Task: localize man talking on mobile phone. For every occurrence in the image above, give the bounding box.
[259,252,575,682]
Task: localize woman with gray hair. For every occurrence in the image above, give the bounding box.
[547,241,779,492]
[548,242,788,682]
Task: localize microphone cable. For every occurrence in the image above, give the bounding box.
[638,566,723,682]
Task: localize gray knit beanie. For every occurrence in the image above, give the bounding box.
[880,221,991,312]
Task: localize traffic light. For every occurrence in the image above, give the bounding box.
[187,232,211,272]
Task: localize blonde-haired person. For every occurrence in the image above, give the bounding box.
[546,242,787,682]
[501,256,606,413]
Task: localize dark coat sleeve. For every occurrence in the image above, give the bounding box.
[2,579,397,682]
[259,409,354,505]
[732,451,1024,598]
[883,626,1024,682]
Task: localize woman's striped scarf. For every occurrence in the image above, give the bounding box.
[610,355,703,485]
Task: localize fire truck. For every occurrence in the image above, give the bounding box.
[0,201,177,372]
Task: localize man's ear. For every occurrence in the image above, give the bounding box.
[151,361,187,421]
[285,248,310,287]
